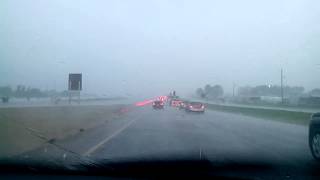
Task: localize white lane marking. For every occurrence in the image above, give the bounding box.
[83,119,136,156]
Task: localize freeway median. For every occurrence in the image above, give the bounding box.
[0,104,132,159]
[185,98,318,126]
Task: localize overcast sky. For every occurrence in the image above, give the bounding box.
[1,0,320,97]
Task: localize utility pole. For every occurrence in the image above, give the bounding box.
[281,68,284,104]
[233,83,236,98]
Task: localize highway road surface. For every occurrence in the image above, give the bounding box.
[13,105,320,179]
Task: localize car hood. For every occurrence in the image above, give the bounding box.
[0,155,308,179]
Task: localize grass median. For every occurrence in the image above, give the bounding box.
[206,104,312,126]
[0,105,127,158]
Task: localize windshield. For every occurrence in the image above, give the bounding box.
[1,0,320,179]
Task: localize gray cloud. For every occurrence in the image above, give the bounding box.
[1,0,320,97]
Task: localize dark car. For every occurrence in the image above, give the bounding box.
[152,100,164,109]
[309,112,320,160]
[170,99,183,107]
[179,101,189,110]
[185,102,205,113]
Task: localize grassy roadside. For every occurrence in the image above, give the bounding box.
[206,104,312,126]
[0,105,126,158]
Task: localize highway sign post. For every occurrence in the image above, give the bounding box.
[68,73,82,104]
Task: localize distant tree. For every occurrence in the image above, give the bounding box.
[14,85,27,97]
[1,84,68,98]
[309,88,320,97]
[285,86,304,97]
[0,86,13,97]
[45,89,58,97]
[210,85,224,98]
[252,85,272,96]
[13,85,51,98]
[196,88,205,98]
[60,90,69,97]
[27,88,44,97]
[204,84,211,95]
[201,84,224,99]
[238,85,305,97]
[238,86,252,96]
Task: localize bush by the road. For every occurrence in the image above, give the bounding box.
[0,105,126,158]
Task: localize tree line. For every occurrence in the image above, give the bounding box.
[0,85,68,98]
[196,84,224,99]
[195,84,320,99]
[238,85,320,97]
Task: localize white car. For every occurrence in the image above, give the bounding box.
[185,102,205,113]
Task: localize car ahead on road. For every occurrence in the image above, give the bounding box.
[170,99,183,107]
[179,101,189,110]
[185,102,205,113]
[309,112,320,161]
[152,100,164,109]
